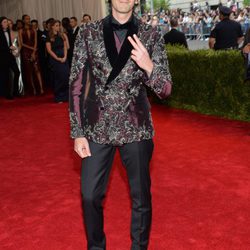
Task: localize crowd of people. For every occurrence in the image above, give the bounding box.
[141,1,250,40]
[0,13,91,102]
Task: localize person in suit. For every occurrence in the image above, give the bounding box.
[68,17,79,67]
[0,16,20,99]
[70,17,79,37]
[69,0,172,249]
[164,17,188,48]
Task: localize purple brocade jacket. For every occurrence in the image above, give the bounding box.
[69,15,172,146]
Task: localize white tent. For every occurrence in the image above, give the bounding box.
[0,0,106,25]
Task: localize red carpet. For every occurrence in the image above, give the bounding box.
[0,95,250,250]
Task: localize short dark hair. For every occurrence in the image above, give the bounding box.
[31,19,38,24]
[12,23,18,31]
[46,18,55,26]
[22,14,29,21]
[0,16,8,30]
[170,18,178,27]
[62,17,71,31]
[70,17,78,22]
[16,19,23,24]
[82,14,91,20]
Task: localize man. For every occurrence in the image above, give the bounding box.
[70,16,79,36]
[68,17,79,67]
[81,14,91,24]
[42,21,46,32]
[0,16,20,99]
[164,17,188,48]
[69,0,172,249]
[209,6,243,50]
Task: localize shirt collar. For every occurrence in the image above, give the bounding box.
[111,15,134,30]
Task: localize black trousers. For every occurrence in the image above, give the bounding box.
[0,57,20,98]
[81,139,154,250]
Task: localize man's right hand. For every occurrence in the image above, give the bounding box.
[74,137,91,158]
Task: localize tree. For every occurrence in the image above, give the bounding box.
[153,0,170,11]
[140,0,147,13]
[137,0,171,14]
[243,0,250,7]
[143,0,170,13]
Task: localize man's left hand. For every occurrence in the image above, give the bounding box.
[128,34,153,78]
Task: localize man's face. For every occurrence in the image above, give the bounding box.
[70,19,77,28]
[16,21,23,29]
[82,16,90,24]
[111,0,135,15]
[1,19,8,30]
[43,22,46,30]
[24,16,31,25]
[31,22,38,30]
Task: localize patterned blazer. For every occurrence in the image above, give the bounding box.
[69,15,172,146]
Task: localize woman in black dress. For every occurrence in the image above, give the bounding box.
[46,20,69,103]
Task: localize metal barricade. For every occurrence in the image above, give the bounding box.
[159,23,212,40]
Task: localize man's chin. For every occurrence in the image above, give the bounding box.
[117,8,133,14]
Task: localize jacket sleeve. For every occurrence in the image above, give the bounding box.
[144,26,173,99]
[69,25,88,139]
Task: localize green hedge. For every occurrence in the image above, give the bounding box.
[160,46,250,121]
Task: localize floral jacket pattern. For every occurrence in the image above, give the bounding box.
[69,15,172,145]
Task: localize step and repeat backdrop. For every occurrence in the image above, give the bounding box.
[0,0,106,26]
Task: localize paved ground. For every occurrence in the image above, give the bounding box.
[187,40,209,50]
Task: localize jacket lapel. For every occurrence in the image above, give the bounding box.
[8,30,11,47]
[0,29,10,48]
[103,15,139,86]
[103,15,118,68]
